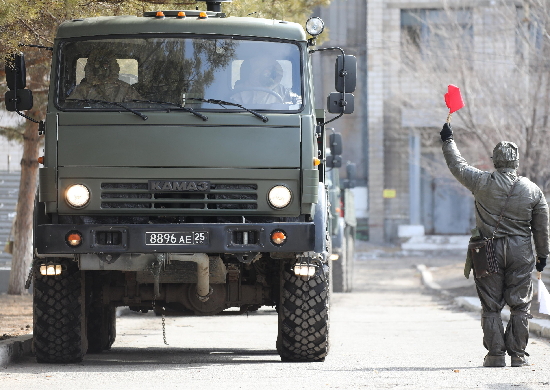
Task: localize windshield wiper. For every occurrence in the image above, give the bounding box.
[66,98,148,121]
[186,98,268,123]
[130,99,208,121]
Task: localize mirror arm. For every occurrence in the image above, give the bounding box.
[311,47,349,126]
[320,112,343,127]
[19,43,53,51]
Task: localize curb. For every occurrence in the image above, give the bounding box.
[417,264,550,339]
[0,334,33,367]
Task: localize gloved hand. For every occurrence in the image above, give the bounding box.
[440,123,453,142]
[536,257,547,272]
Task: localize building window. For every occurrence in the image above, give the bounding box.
[401,8,473,69]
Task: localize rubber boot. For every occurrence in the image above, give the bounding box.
[483,354,506,367]
[511,356,530,367]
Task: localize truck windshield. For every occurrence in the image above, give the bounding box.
[56,37,303,112]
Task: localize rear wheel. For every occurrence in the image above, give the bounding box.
[277,259,329,362]
[86,273,116,353]
[332,236,347,293]
[346,231,355,292]
[33,258,87,363]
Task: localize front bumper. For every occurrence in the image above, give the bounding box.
[35,222,315,255]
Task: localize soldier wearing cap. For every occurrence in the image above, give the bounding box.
[440,123,549,367]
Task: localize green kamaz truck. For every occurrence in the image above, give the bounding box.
[5,0,356,363]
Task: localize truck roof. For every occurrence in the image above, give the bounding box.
[56,11,307,41]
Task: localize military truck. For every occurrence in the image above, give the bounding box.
[5,0,356,363]
[326,145,357,293]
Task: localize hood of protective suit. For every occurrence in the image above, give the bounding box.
[493,141,519,169]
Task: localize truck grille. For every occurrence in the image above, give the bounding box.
[100,182,258,210]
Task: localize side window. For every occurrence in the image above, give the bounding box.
[117,59,139,85]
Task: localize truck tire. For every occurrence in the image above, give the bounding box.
[332,236,347,293]
[277,260,329,362]
[33,259,86,363]
[86,274,116,353]
[346,232,355,292]
[87,305,116,353]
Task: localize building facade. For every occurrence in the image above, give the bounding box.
[314,0,534,242]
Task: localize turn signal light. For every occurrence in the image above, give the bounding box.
[67,232,82,247]
[271,230,287,245]
[38,156,44,165]
[314,158,321,166]
[40,264,62,276]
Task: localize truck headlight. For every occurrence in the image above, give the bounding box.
[306,17,324,36]
[65,184,90,208]
[268,185,292,209]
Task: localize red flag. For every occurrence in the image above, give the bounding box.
[444,85,465,114]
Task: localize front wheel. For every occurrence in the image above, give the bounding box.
[277,259,329,362]
[33,258,87,363]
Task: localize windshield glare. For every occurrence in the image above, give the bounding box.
[57,37,303,111]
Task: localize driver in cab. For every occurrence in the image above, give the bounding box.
[230,57,299,106]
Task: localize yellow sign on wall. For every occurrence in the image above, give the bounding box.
[383,189,396,199]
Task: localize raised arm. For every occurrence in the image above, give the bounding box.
[440,123,484,193]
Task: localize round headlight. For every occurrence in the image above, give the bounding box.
[65,184,90,208]
[306,17,325,37]
[268,185,292,209]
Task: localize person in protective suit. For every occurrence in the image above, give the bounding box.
[68,50,142,102]
[440,123,549,367]
[230,57,300,105]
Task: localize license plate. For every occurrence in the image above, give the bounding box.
[145,231,208,245]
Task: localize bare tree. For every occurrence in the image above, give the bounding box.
[399,0,550,191]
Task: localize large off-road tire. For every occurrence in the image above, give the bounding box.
[332,237,347,293]
[87,304,116,353]
[277,260,329,362]
[345,231,355,292]
[86,275,116,353]
[33,259,87,363]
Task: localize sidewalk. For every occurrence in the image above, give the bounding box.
[356,239,550,339]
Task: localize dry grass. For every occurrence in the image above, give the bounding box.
[0,293,33,340]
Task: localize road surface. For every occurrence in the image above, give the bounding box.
[2,255,549,389]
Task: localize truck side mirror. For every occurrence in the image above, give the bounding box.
[335,55,356,93]
[327,92,354,114]
[326,155,342,169]
[344,162,357,188]
[329,132,343,156]
[5,89,33,111]
[5,53,27,90]
[326,132,343,168]
[4,53,33,111]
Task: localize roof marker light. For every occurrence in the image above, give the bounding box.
[177,11,186,18]
[199,11,208,19]
[156,11,165,19]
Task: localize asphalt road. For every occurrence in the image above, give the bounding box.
[2,254,550,389]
